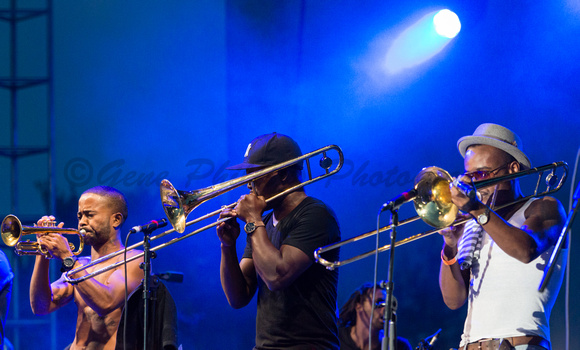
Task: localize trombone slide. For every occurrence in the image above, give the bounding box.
[315,161,568,270]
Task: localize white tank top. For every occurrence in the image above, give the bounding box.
[459,198,567,346]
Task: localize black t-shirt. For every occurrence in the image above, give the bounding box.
[243,196,341,350]
[338,327,359,350]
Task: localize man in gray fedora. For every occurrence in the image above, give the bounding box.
[438,123,566,350]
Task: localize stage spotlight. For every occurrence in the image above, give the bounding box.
[384,9,461,74]
[433,9,461,38]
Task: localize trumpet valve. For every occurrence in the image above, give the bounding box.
[39,219,57,228]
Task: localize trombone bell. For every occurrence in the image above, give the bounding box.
[160,177,248,234]
[413,167,459,228]
[160,180,187,234]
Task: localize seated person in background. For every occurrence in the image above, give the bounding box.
[339,282,412,350]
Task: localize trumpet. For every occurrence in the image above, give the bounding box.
[62,145,344,284]
[315,161,568,270]
[1,215,85,258]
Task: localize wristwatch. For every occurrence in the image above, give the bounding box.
[477,207,490,226]
[61,256,78,272]
[244,222,265,235]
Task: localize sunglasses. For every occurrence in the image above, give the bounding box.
[365,295,386,309]
[461,163,510,182]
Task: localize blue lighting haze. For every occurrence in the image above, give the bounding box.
[385,9,460,74]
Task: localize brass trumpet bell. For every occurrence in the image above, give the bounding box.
[1,215,21,247]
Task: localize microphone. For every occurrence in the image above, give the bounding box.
[429,329,441,346]
[129,218,168,234]
[380,189,418,212]
[417,328,441,350]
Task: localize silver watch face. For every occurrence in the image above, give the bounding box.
[64,257,76,268]
[478,213,489,225]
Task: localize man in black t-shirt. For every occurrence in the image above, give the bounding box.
[217,132,341,349]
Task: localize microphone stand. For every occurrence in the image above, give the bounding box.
[382,208,398,350]
[140,226,158,350]
[539,181,580,292]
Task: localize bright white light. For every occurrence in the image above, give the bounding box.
[433,9,461,39]
[385,11,451,74]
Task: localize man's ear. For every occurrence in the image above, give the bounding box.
[277,169,289,183]
[508,161,520,174]
[111,212,123,229]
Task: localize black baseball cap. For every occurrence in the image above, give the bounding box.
[226,132,303,170]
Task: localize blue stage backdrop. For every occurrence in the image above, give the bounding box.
[1,0,580,349]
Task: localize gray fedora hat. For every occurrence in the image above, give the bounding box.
[457,123,531,170]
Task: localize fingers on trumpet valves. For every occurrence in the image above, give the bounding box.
[35,215,65,229]
[36,215,54,227]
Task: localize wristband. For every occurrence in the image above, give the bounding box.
[441,250,457,266]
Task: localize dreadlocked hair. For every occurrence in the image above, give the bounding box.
[338,282,384,328]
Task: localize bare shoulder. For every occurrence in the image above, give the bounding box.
[123,248,144,259]
[78,256,92,265]
[109,249,144,272]
[104,248,144,265]
[123,249,144,264]
[526,196,565,221]
[525,196,566,249]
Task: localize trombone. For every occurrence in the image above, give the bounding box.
[1,214,85,258]
[314,161,568,270]
[63,145,343,284]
